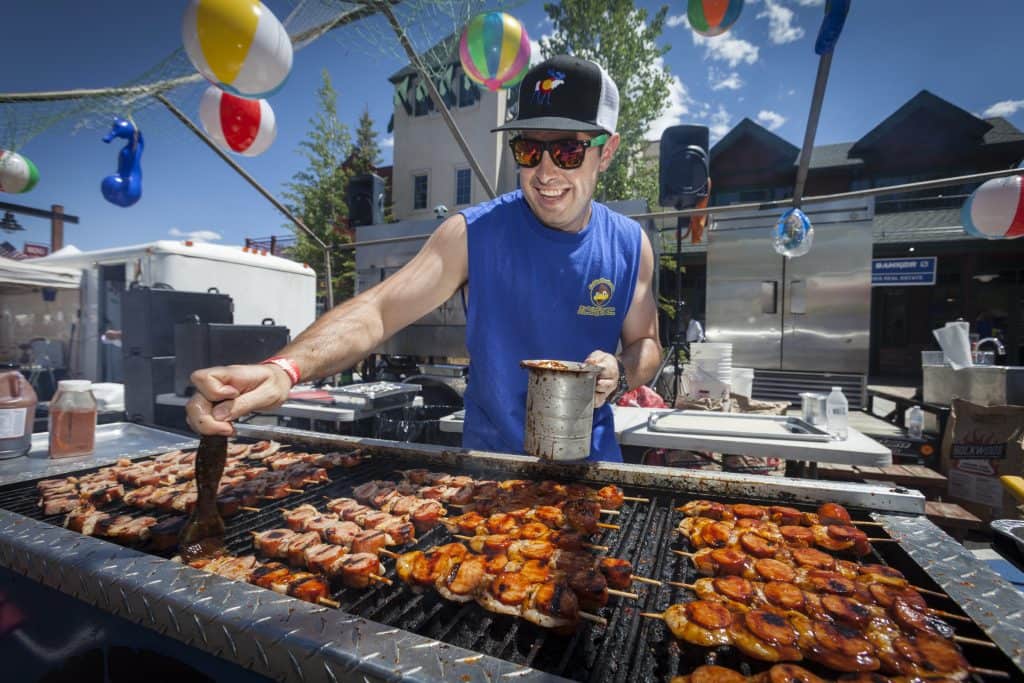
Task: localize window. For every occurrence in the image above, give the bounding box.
[411,77,431,117]
[413,174,428,210]
[455,168,471,205]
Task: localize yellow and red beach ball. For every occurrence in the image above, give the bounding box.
[182,0,293,98]
[199,86,277,156]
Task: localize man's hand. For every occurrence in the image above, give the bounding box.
[584,350,620,408]
[185,364,292,436]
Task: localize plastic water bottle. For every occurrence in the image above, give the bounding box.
[826,387,848,440]
[905,405,924,439]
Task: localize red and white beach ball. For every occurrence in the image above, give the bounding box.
[961,175,1024,240]
[199,86,276,156]
[0,149,39,194]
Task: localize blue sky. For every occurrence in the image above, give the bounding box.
[3,0,1022,253]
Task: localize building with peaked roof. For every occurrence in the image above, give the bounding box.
[387,34,519,221]
[659,90,1024,377]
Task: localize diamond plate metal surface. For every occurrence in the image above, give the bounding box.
[875,513,1024,674]
[0,510,571,683]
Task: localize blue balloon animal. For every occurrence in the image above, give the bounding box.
[101,117,143,207]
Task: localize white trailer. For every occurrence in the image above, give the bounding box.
[38,240,316,382]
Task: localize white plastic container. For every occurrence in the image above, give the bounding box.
[731,368,754,398]
[905,405,924,439]
[826,386,848,440]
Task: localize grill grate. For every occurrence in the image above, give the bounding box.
[0,447,1015,682]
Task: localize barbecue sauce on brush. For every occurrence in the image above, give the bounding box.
[179,435,228,562]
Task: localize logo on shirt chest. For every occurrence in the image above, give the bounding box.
[578,278,616,317]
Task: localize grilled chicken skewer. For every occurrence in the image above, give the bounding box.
[178,435,228,561]
[187,554,340,607]
[674,547,952,603]
[677,501,881,529]
[644,599,978,677]
[678,516,885,557]
[669,576,990,648]
[392,543,606,632]
[249,528,391,588]
[672,662,1011,683]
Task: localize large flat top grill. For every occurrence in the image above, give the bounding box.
[1,426,1022,683]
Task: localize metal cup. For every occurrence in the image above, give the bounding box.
[521,360,600,461]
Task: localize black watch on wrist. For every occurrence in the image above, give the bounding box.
[608,357,629,405]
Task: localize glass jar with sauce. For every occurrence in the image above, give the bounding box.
[0,363,37,460]
[49,380,97,458]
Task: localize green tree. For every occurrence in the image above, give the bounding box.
[350,105,382,177]
[282,69,354,304]
[540,0,671,205]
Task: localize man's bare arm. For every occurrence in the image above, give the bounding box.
[277,214,468,381]
[186,214,468,434]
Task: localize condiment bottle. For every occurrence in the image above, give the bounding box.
[49,380,97,458]
[0,363,37,459]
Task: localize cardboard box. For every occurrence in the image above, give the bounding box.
[940,398,1024,523]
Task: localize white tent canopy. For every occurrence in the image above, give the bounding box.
[0,257,81,290]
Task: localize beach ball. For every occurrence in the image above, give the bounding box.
[772,207,814,257]
[688,0,744,38]
[0,150,39,194]
[199,86,276,156]
[961,175,1024,240]
[459,12,531,92]
[182,0,293,98]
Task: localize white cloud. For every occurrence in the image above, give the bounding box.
[792,0,824,5]
[757,110,787,130]
[710,70,744,91]
[670,12,759,67]
[982,99,1024,118]
[381,135,394,149]
[169,228,222,242]
[709,105,733,143]
[647,73,692,141]
[529,38,544,66]
[757,0,805,44]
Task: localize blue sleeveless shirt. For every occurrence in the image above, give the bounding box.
[461,190,642,462]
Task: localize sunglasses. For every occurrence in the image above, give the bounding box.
[509,134,609,170]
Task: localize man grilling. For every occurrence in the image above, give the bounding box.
[186,55,661,463]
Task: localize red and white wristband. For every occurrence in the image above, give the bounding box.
[262,356,301,387]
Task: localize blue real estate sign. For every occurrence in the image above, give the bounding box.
[872,257,937,286]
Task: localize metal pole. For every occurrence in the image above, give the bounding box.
[154,94,335,309]
[629,165,1024,227]
[792,51,834,207]
[377,1,497,199]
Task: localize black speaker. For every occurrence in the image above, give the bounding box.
[173,318,290,396]
[121,285,233,357]
[659,125,710,210]
[346,173,385,227]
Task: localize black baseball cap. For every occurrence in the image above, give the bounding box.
[492,55,619,135]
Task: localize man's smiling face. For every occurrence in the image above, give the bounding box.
[517,130,619,233]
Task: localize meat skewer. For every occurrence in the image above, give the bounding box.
[667,577,991,648]
[392,543,607,631]
[673,548,951,602]
[178,434,228,561]
[671,663,1011,683]
[677,501,883,528]
[248,529,392,588]
[189,554,340,607]
[677,516,894,557]
[643,601,981,677]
